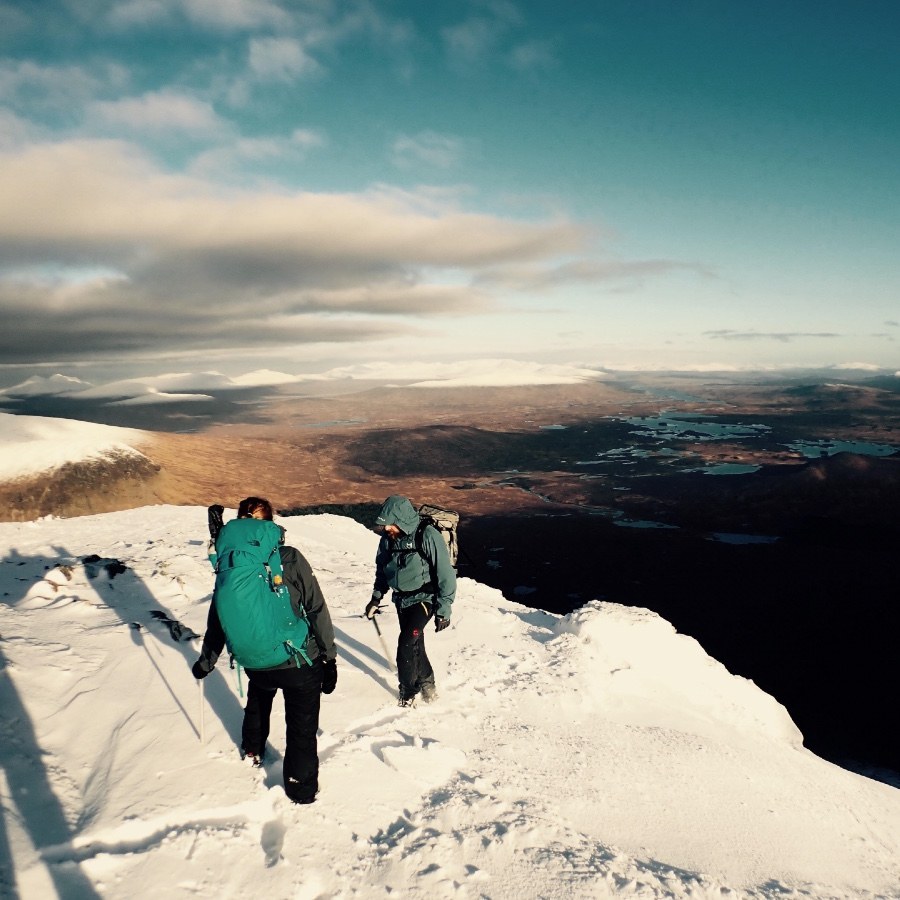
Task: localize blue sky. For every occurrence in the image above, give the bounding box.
[1,0,898,388]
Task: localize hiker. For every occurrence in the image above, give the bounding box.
[365,495,456,707]
[192,497,337,805]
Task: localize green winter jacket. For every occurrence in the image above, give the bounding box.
[371,495,456,619]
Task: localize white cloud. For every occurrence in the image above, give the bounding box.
[0,60,121,115]
[0,139,584,266]
[705,331,840,343]
[1,263,127,289]
[87,90,226,135]
[477,257,708,291]
[391,131,465,170]
[185,0,291,30]
[508,39,558,73]
[109,0,291,30]
[0,2,30,35]
[291,127,325,149]
[442,17,497,61]
[442,3,523,66]
[188,130,325,180]
[248,36,322,81]
[106,0,170,28]
[0,108,39,150]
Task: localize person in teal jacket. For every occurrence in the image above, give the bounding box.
[193,497,337,805]
[365,495,456,706]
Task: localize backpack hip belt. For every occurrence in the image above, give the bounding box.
[393,582,436,602]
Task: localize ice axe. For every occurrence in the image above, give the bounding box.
[368,611,395,673]
[198,678,206,744]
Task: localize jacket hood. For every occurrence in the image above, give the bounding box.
[375,495,420,534]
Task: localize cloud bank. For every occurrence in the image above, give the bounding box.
[0,140,590,367]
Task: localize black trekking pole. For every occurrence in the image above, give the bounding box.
[197,504,225,744]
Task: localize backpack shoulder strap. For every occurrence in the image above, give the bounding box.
[414,519,438,584]
[413,518,428,555]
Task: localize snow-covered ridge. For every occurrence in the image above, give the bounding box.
[0,505,897,898]
[0,411,149,481]
[321,358,608,387]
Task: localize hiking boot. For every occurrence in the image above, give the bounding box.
[398,695,416,708]
[240,747,264,767]
[420,683,438,703]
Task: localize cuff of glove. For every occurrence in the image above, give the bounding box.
[321,658,338,694]
[192,659,213,679]
[192,646,219,679]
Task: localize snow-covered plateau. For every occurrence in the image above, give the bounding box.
[1,505,898,899]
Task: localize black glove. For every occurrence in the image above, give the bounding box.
[435,616,450,632]
[321,658,337,694]
[192,658,213,679]
[207,504,225,541]
[364,598,381,619]
[192,643,219,679]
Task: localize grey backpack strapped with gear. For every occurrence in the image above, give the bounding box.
[415,503,460,569]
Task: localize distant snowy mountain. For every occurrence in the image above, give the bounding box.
[0,374,92,396]
[0,360,609,406]
[229,369,301,387]
[1,506,897,899]
[319,358,608,387]
[71,372,236,401]
[107,390,215,406]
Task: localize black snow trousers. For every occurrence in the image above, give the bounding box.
[396,601,435,699]
[242,659,323,803]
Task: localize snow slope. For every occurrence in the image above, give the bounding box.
[0,506,898,899]
[0,413,149,482]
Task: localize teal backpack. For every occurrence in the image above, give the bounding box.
[213,518,312,669]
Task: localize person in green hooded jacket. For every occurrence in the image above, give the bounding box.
[365,495,455,706]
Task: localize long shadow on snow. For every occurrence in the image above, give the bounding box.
[0,542,247,897]
[332,624,396,698]
[60,548,246,748]
[0,546,103,900]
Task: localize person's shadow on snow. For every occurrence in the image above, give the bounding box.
[65,545,246,747]
[0,542,245,898]
[0,546,103,899]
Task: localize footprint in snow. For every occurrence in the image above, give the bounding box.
[261,816,285,868]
